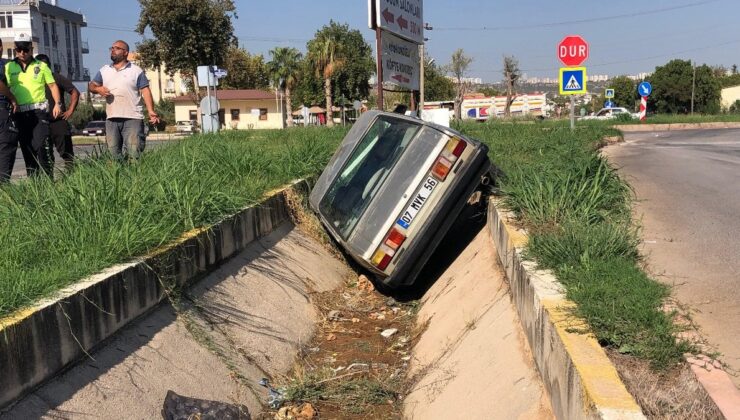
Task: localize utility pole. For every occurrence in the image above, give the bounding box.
[691,63,696,115]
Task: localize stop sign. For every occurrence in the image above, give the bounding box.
[558,35,589,67]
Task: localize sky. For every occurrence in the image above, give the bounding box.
[71,0,740,83]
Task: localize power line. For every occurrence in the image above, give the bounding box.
[469,38,740,75]
[433,0,719,31]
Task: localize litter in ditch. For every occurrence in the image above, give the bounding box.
[264,273,420,419]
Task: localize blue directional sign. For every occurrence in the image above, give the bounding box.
[638,81,652,97]
[605,89,615,98]
[559,67,587,95]
[604,100,615,108]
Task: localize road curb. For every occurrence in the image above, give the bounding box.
[0,180,307,410]
[487,199,646,420]
[615,122,740,132]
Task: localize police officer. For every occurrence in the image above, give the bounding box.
[5,33,62,178]
[36,54,80,171]
[0,37,19,183]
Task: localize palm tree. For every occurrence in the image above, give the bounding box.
[307,28,345,127]
[267,47,302,128]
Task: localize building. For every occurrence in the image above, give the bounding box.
[128,52,190,103]
[721,85,740,111]
[173,89,283,130]
[0,0,88,81]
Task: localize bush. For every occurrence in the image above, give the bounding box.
[729,100,740,114]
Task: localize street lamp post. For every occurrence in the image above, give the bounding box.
[420,23,433,114]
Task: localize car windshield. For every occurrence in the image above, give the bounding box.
[319,115,420,240]
[86,122,105,128]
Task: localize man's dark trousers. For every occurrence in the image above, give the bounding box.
[50,118,73,169]
[0,106,15,182]
[15,109,53,178]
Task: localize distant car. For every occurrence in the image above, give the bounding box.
[309,110,491,288]
[82,120,106,136]
[580,107,639,121]
[176,120,198,133]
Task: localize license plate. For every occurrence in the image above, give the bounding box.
[397,177,438,229]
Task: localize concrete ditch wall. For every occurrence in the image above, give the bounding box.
[487,199,646,420]
[0,181,305,409]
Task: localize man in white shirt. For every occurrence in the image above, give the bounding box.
[88,40,159,160]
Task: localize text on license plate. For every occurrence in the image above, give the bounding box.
[396,177,438,229]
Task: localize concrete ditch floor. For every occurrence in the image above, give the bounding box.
[1,223,350,419]
[404,224,553,419]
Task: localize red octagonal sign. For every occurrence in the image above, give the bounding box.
[558,35,589,67]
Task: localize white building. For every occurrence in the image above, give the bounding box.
[0,0,88,81]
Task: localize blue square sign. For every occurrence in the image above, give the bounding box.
[559,67,587,95]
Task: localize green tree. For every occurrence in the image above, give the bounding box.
[608,76,637,111]
[718,73,740,88]
[478,86,501,97]
[136,0,236,96]
[68,102,95,129]
[423,57,455,101]
[307,20,347,127]
[135,38,165,100]
[292,59,324,108]
[220,46,269,90]
[447,49,473,120]
[329,27,374,104]
[648,59,721,114]
[267,47,302,127]
[502,55,520,117]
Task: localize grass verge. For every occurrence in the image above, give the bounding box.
[0,127,346,318]
[455,120,692,369]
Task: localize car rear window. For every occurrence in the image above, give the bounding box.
[319,115,420,240]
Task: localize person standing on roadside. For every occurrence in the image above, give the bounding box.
[0,38,19,183]
[4,33,62,178]
[88,40,158,160]
[36,54,79,171]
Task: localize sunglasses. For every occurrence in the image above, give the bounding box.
[109,46,127,52]
[15,47,30,53]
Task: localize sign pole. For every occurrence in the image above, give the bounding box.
[419,44,424,112]
[376,28,384,111]
[570,96,575,130]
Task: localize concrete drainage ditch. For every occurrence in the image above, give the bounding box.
[1,184,553,419]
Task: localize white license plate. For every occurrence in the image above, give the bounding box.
[396,177,438,229]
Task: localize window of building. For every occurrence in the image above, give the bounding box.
[43,21,49,45]
[5,49,11,59]
[0,13,13,29]
[218,109,226,125]
[189,110,197,121]
[259,108,268,121]
[51,21,58,46]
[65,21,71,49]
[165,79,175,93]
[230,109,240,121]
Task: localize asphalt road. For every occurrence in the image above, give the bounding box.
[604,129,740,387]
[9,137,174,180]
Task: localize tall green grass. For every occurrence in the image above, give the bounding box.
[458,120,690,368]
[0,127,346,317]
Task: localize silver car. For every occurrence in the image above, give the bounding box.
[309,110,491,288]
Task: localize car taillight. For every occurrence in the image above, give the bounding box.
[432,137,467,181]
[372,227,407,271]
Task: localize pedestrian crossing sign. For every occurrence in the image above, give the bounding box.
[559,67,587,95]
